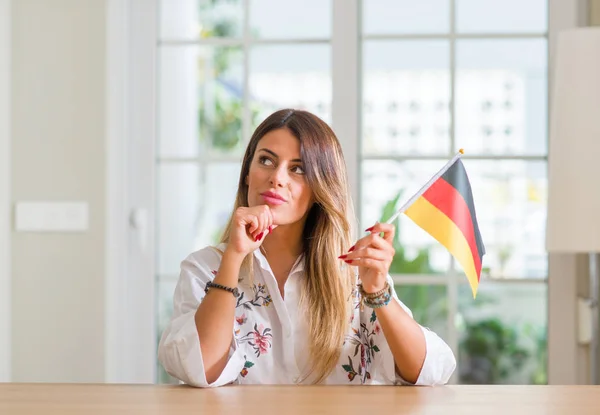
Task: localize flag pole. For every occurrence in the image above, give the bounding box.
[385,149,465,224]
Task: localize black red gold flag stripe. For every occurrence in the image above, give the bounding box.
[404,159,485,297]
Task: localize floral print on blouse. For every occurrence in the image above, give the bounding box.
[158,244,456,387]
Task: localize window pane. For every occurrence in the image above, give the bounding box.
[362,160,451,273]
[363,40,450,156]
[158,46,244,158]
[460,160,547,279]
[363,0,450,35]
[456,0,547,34]
[250,44,331,127]
[250,0,331,39]
[160,0,244,39]
[156,279,179,384]
[455,39,547,155]
[395,284,448,340]
[157,162,241,276]
[457,281,547,384]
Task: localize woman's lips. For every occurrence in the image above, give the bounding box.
[261,194,285,205]
[260,191,286,205]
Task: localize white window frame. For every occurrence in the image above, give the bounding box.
[109,0,584,383]
[105,0,127,383]
[356,0,552,384]
[332,0,360,205]
[0,0,12,383]
[105,0,158,383]
[546,0,589,385]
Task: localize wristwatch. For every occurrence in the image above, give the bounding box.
[204,281,240,298]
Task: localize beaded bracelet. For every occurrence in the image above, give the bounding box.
[358,281,392,310]
[205,281,240,298]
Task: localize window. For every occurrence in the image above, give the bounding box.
[156,0,549,384]
[361,0,548,384]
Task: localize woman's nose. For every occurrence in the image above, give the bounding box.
[269,166,289,187]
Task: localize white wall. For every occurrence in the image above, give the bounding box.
[10,0,106,382]
[0,0,12,383]
[547,0,595,385]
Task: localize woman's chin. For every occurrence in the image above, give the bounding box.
[270,211,281,225]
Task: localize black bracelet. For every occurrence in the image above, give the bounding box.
[205,281,239,298]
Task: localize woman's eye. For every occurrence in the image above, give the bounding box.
[259,156,274,166]
[291,165,305,175]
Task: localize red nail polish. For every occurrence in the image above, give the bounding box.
[365,226,374,232]
[255,232,264,241]
[344,260,353,264]
[268,225,273,232]
[338,254,348,259]
[349,246,355,252]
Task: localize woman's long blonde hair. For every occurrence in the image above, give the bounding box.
[220,109,356,383]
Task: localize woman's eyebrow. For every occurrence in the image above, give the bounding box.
[257,148,302,163]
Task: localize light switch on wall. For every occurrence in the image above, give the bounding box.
[15,202,89,232]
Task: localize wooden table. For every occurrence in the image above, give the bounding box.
[1,383,600,414]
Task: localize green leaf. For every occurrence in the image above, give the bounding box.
[372,345,380,353]
[347,356,355,371]
[370,310,377,323]
[244,361,254,368]
[342,365,353,372]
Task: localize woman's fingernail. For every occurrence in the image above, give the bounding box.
[268,225,273,232]
[344,260,353,264]
[338,254,348,259]
[365,226,374,232]
[255,232,264,241]
[349,245,355,252]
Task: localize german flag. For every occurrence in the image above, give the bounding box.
[404,157,485,297]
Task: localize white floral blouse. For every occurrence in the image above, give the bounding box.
[158,244,456,387]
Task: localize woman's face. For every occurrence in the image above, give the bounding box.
[246,128,314,225]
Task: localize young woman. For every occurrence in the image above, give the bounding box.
[158,109,456,387]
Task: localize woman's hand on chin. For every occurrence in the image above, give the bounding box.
[226,205,277,258]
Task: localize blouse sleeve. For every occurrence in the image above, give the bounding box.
[366,275,457,386]
[157,247,246,387]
